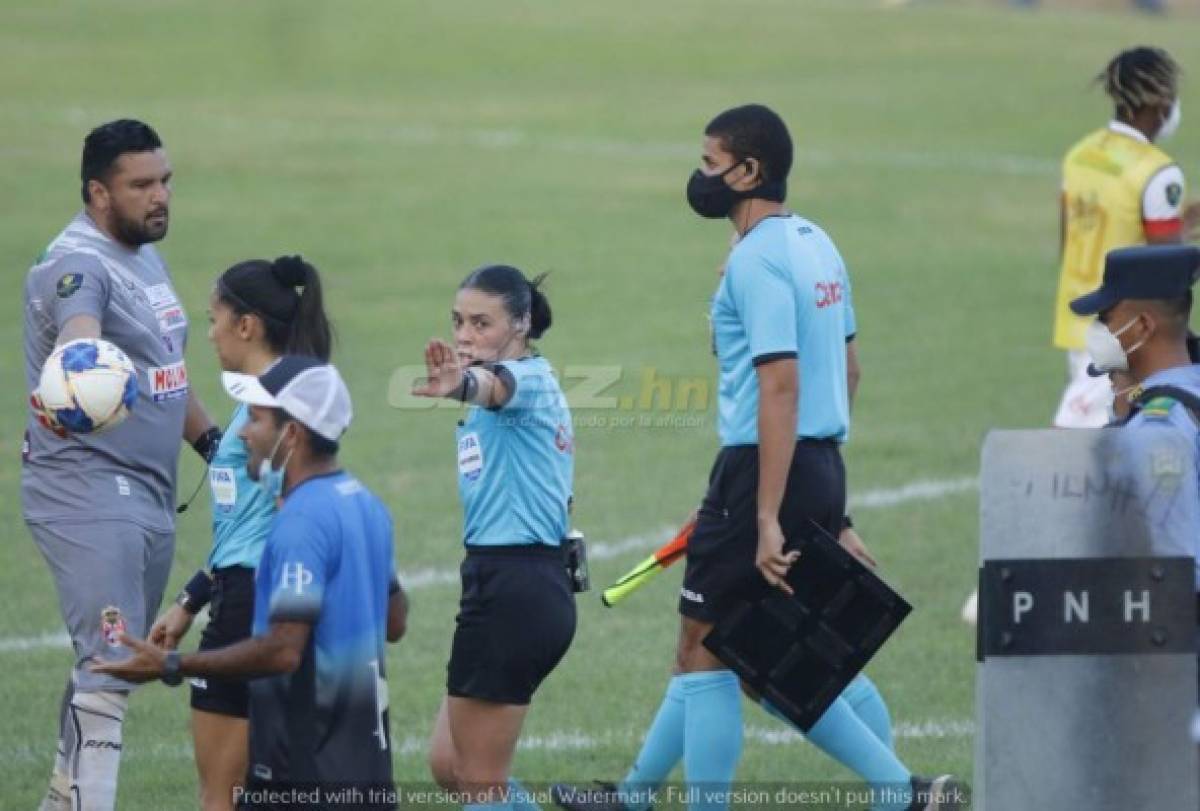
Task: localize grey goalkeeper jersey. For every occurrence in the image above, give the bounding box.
[22,212,190,532]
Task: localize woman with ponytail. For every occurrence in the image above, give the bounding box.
[416,264,576,811]
[147,255,333,810]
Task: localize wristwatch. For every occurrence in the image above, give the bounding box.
[161,650,183,687]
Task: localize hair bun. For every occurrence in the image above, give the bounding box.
[271,255,309,288]
[527,272,552,340]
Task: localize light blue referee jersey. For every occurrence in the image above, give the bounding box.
[711,214,856,446]
[208,403,275,569]
[455,356,574,546]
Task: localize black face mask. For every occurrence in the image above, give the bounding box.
[686,161,787,219]
[685,162,745,219]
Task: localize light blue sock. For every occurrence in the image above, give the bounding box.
[841,674,895,750]
[762,696,912,811]
[681,670,743,811]
[508,778,541,811]
[619,674,687,811]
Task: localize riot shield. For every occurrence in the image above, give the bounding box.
[975,428,1198,810]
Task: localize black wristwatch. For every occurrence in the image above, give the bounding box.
[841,514,854,531]
[162,650,183,687]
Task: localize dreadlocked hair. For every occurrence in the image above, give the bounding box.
[1096,47,1179,119]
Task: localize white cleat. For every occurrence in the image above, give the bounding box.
[912,774,968,810]
[960,589,978,626]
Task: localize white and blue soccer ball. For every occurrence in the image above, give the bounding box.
[37,338,138,434]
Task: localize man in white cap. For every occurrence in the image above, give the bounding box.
[95,356,407,810]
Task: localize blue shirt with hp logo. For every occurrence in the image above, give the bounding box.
[250,470,396,783]
[710,214,856,446]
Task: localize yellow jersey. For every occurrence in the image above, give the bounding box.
[1053,124,1183,350]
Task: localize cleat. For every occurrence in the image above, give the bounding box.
[910,774,967,810]
[960,590,978,626]
[551,781,627,811]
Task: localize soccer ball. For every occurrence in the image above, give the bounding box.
[37,339,138,434]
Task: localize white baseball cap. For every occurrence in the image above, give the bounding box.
[222,356,352,442]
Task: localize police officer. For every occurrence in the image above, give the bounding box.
[1070,244,1200,587]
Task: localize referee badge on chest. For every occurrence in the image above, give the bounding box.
[100,606,126,647]
[210,467,237,513]
[458,432,484,483]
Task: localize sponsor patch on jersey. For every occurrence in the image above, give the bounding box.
[100,606,126,647]
[1167,182,1183,208]
[555,423,574,454]
[157,305,187,334]
[56,273,83,299]
[210,467,237,512]
[457,432,484,482]
[148,361,189,402]
[815,280,844,309]
[143,283,178,310]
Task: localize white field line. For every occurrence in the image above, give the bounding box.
[40,105,1058,178]
[0,720,974,764]
[0,630,71,653]
[849,476,978,510]
[0,475,978,654]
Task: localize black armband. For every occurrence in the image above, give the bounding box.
[176,569,214,614]
[192,426,222,464]
[841,514,854,531]
[453,369,479,403]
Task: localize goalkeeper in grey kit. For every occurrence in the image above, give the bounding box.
[22,119,221,811]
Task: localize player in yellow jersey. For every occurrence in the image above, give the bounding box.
[1053,46,1199,428]
[966,47,1198,627]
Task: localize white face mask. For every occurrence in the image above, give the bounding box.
[1157,99,1182,142]
[255,427,294,500]
[1085,317,1144,373]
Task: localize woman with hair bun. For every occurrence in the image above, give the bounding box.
[147,255,336,810]
[416,264,576,811]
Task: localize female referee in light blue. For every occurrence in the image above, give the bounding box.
[148,256,333,811]
[417,264,576,811]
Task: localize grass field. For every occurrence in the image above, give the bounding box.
[2,1,1198,808]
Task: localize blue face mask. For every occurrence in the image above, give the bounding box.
[255,427,294,500]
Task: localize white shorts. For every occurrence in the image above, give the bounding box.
[1053,350,1112,429]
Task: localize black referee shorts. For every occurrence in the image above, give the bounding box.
[190,565,255,718]
[679,439,846,624]
[447,544,576,706]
